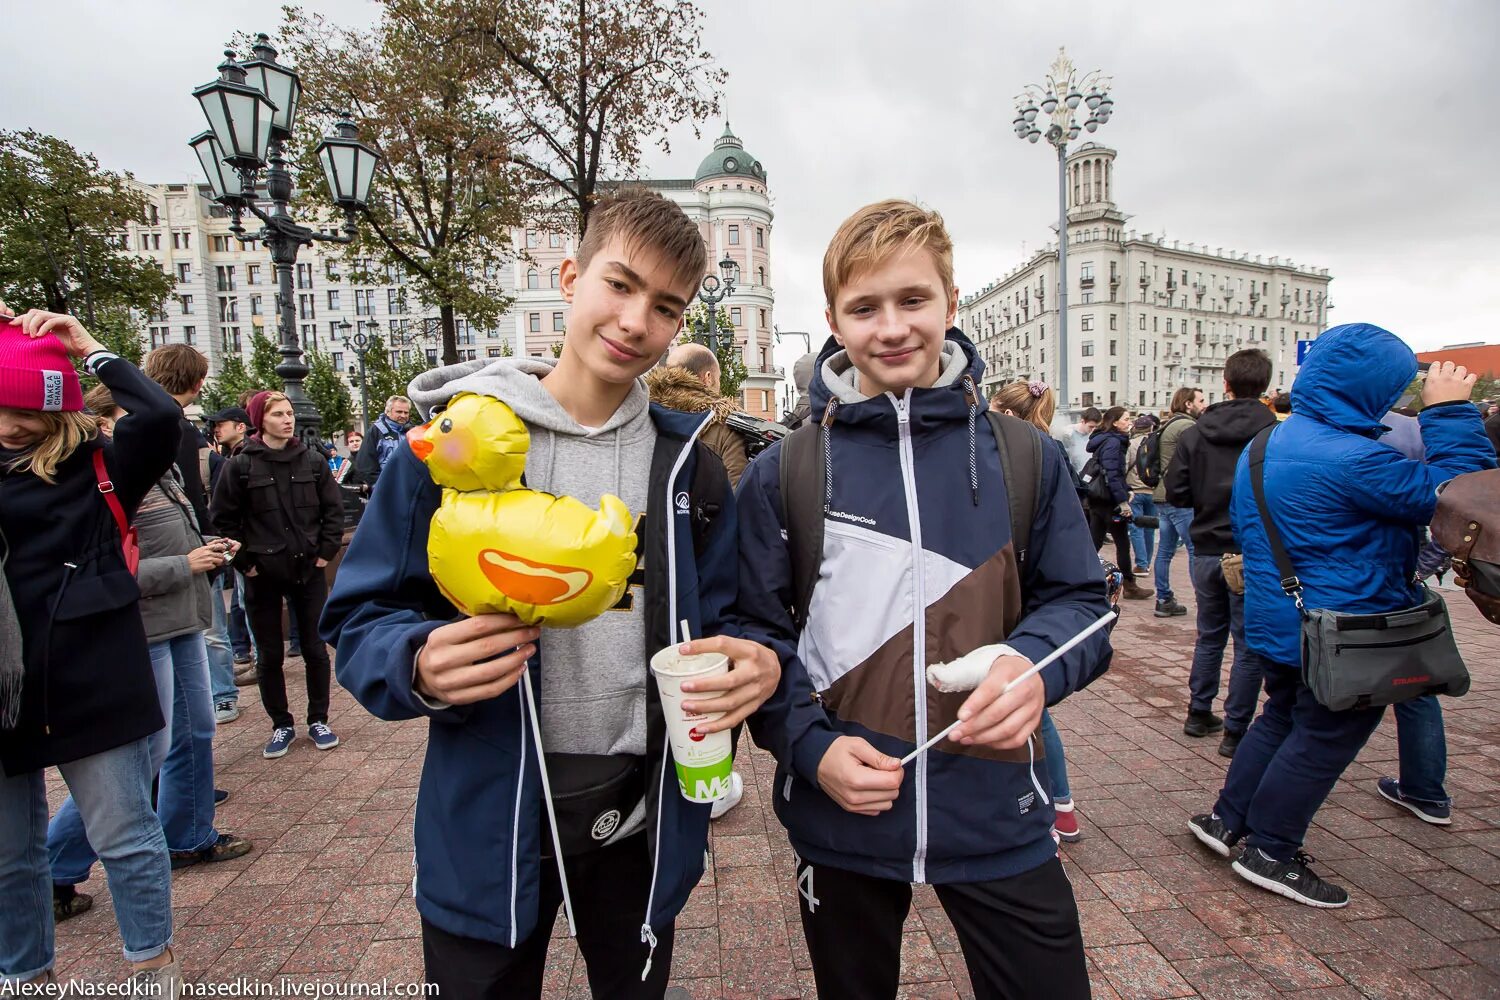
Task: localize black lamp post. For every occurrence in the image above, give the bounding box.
[347,318,377,435]
[695,252,739,354]
[189,33,381,447]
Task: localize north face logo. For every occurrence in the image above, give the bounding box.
[675,491,690,514]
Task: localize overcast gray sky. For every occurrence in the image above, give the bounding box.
[3,0,1495,380]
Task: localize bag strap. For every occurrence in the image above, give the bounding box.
[92,449,131,541]
[1247,425,1305,611]
[779,417,827,630]
[985,410,1041,573]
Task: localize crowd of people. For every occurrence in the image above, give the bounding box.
[1,186,1497,1000]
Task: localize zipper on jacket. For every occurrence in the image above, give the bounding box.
[641,411,716,980]
[508,680,527,948]
[41,563,79,736]
[892,392,929,884]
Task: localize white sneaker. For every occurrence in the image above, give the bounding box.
[710,771,744,820]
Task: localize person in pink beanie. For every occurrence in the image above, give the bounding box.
[0,307,186,996]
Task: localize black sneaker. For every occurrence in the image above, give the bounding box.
[1188,812,1239,857]
[1184,709,1225,737]
[214,788,230,806]
[1232,847,1349,908]
[171,832,253,870]
[1218,731,1242,758]
[53,884,94,922]
[1155,598,1188,618]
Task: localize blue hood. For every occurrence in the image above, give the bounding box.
[1291,323,1416,436]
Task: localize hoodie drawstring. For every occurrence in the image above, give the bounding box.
[963,376,980,506]
[1026,732,1051,807]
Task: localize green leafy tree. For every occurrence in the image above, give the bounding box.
[200,355,254,415]
[550,341,563,358]
[248,331,284,391]
[676,304,748,401]
[306,351,356,434]
[262,4,523,366]
[348,333,410,427]
[479,0,726,235]
[0,129,173,323]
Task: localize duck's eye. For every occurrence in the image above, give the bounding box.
[439,418,453,434]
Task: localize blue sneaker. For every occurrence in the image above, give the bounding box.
[1377,777,1452,826]
[214,788,229,805]
[308,722,340,751]
[263,726,296,759]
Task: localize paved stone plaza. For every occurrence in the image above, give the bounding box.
[48,566,1500,998]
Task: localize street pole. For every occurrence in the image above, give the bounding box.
[1056,142,1068,406]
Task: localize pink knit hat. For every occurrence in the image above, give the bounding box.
[0,321,83,412]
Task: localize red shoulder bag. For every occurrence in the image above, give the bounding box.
[92,450,140,575]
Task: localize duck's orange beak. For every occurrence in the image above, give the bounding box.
[407,425,433,461]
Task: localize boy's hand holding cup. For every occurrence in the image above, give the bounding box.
[415,613,539,705]
[950,654,1045,751]
[675,636,781,732]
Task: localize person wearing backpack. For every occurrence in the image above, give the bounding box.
[1085,407,1153,601]
[209,390,345,760]
[736,201,1113,999]
[1150,387,1206,617]
[1125,415,1158,574]
[0,309,184,994]
[1187,326,1495,908]
[352,394,413,494]
[1164,350,1277,752]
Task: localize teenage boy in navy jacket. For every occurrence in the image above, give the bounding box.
[735,201,1113,1000]
[322,190,781,1000]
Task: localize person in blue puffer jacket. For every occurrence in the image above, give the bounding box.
[1188,323,1495,910]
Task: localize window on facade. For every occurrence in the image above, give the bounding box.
[1080,263,1094,281]
[179,295,193,315]
[1081,292,1093,304]
[388,288,406,314]
[1109,340,1118,356]
[759,308,767,328]
[215,266,236,291]
[728,225,740,245]
[1109,366,1118,381]
[1081,341,1094,357]
[173,231,190,250]
[1108,314,1117,331]
[332,352,344,372]
[526,230,539,248]
[1166,318,1173,333]
[755,227,765,248]
[327,290,341,311]
[529,313,541,332]
[527,269,539,289]
[1138,341,1146,356]
[549,268,560,289]
[177,263,192,283]
[1081,391,1094,406]
[299,294,315,320]
[217,297,237,322]
[1082,366,1095,382]
[246,264,260,286]
[549,233,563,248]
[1080,315,1094,332]
[553,312,564,332]
[328,321,342,343]
[210,235,228,252]
[297,263,313,289]
[730,307,742,326]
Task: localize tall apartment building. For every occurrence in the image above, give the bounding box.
[958,143,1333,410]
[113,123,783,420]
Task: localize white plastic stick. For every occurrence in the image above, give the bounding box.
[899,611,1117,766]
[522,669,576,936]
[679,618,692,644]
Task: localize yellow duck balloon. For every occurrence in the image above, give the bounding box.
[409,392,639,628]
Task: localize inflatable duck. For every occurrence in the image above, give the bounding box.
[410,392,639,628]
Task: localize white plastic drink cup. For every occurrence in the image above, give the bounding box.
[650,647,734,802]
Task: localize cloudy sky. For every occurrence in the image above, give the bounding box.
[4,0,1496,381]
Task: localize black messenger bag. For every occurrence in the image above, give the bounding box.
[1248,427,1470,712]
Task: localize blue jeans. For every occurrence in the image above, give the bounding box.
[1154,504,1195,602]
[1187,555,1267,735]
[206,577,236,705]
[228,571,252,658]
[1214,659,1385,862]
[1128,494,1157,569]
[1038,710,1070,802]
[49,634,218,879]
[1394,696,1448,804]
[1,739,172,980]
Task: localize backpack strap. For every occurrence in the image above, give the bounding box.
[688,441,727,556]
[985,410,1042,574]
[92,449,130,541]
[779,419,826,630]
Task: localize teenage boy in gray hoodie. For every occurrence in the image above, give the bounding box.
[322,189,782,999]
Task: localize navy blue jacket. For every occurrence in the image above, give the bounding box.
[320,405,736,952]
[1232,323,1497,665]
[1085,428,1131,505]
[737,330,1112,886]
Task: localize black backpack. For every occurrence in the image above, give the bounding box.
[1134,414,1188,489]
[778,411,1042,628]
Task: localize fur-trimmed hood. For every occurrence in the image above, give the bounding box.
[643,365,735,425]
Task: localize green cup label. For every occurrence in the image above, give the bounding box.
[675,752,734,802]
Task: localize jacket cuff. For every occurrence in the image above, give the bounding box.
[410,643,453,712]
[1003,634,1064,704]
[791,724,842,787]
[387,622,471,722]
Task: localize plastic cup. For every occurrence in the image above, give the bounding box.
[650,647,734,802]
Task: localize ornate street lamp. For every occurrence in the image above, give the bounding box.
[347,318,375,435]
[695,251,738,354]
[1014,47,1114,409]
[188,34,382,447]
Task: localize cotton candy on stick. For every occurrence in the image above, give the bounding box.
[900,611,1117,766]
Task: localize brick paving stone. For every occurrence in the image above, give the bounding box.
[41,590,1500,994]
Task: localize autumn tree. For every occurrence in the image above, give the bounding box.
[479,0,725,235]
[0,129,173,326]
[266,2,524,366]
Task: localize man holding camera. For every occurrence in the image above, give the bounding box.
[1165,350,1278,752]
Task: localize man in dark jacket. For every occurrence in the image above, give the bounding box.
[1165,350,1276,753]
[1188,324,1496,909]
[351,395,412,493]
[645,344,749,488]
[210,390,344,760]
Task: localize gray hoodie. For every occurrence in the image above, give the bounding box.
[408,358,658,771]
